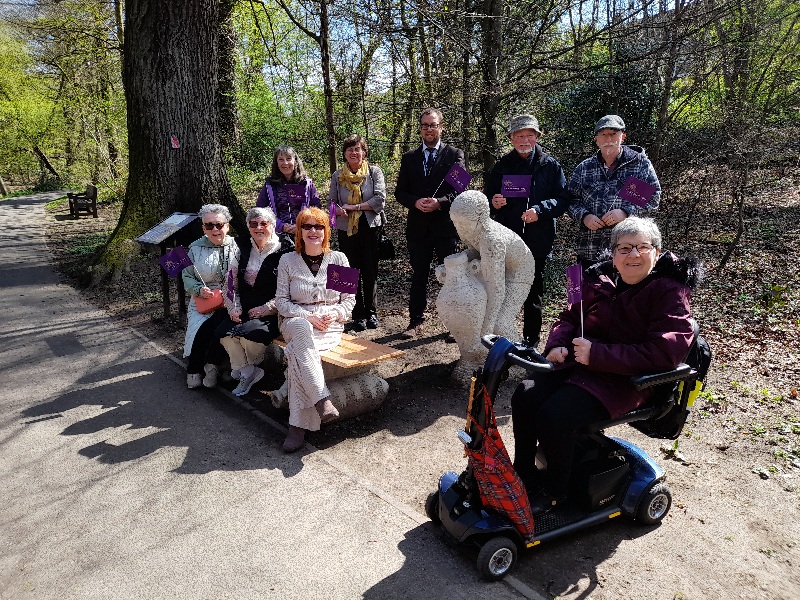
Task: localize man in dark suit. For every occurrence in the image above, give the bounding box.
[395,108,466,337]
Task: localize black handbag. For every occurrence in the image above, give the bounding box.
[378,226,395,261]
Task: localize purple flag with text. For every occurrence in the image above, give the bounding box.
[226,270,235,301]
[327,264,360,294]
[619,176,657,208]
[501,175,532,198]
[566,264,583,305]
[285,183,306,207]
[444,163,472,194]
[329,202,337,227]
[158,246,193,278]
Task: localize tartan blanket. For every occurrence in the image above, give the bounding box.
[466,385,535,544]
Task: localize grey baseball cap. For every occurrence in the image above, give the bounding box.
[508,114,542,136]
[594,114,626,132]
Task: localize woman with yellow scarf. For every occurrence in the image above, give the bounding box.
[329,134,387,332]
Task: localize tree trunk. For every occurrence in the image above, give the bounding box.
[109,0,241,270]
[32,146,60,180]
[319,0,337,173]
[478,0,504,174]
[0,175,8,196]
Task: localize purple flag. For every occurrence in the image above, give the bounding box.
[285,184,306,206]
[158,246,193,278]
[329,202,337,227]
[327,264,359,294]
[619,176,657,208]
[444,163,472,194]
[226,270,235,302]
[501,175,532,198]
[566,264,583,305]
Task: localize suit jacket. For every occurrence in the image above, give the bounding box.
[395,142,466,239]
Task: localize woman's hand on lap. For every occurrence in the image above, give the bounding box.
[229,310,242,323]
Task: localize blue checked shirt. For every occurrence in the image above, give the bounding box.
[567,144,661,262]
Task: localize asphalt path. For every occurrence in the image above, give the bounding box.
[0,193,539,600]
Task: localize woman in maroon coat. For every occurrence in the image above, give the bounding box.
[511,216,702,514]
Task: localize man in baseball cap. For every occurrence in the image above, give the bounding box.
[483,113,571,347]
[567,114,661,264]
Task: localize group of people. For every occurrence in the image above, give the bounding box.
[178,109,699,493]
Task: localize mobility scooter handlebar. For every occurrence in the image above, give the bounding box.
[481,335,554,373]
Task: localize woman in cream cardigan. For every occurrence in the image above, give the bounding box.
[275,207,356,452]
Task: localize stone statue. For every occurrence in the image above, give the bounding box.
[436,190,536,382]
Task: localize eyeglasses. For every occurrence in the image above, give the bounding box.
[301,223,325,231]
[420,123,441,130]
[346,147,364,154]
[248,220,272,228]
[202,222,227,230]
[613,243,655,255]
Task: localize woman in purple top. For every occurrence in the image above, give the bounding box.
[256,146,321,235]
[510,217,701,515]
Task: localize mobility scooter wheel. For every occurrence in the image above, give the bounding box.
[477,536,517,581]
[636,482,672,525]
[425,491,441,525]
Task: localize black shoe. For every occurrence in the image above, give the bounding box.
[366,314,379,329]
[345,319,367,333]
[527,488,560,516]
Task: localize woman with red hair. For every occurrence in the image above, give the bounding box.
[275,207,356,452]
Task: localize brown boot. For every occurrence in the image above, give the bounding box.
[282,426,306,453]
[315,397,339,424]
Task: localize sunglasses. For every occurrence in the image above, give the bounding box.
[202,222,227,230]
[301,223,325,231]
[248,221,272,228]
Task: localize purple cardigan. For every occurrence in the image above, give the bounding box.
[545,251,698,418]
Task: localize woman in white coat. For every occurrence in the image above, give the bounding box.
[275,207,356,452]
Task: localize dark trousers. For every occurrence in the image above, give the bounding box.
[406,231,458,322]
[337,217,379,319]
[523,257,547,344]
[186,309,228,374]
[511,370,609,498]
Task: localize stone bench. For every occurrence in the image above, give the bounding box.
[265,333,404,420]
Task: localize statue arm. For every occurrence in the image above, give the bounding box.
[478,241,507,335]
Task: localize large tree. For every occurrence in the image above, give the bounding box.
[103,0,241,270]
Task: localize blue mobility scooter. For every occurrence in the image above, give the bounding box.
[425,329,709,581]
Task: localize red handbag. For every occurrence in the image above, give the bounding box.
[194,289,224,314]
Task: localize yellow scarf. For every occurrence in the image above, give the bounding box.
[338,160,369,236]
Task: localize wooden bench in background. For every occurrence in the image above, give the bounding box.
[266,333,405,420]
[67,184,98,218]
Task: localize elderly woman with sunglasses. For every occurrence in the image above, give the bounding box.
[275,207,356,452]
[256,145,321,236]
[182,204,240,389]
[511,217,701,515]
[214,207,295,396]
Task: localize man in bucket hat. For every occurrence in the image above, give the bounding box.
[484,113,572,347]
[567,114,661,264]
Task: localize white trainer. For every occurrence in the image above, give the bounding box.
[232,367,265,397]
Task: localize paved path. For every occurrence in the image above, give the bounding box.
[0,193,537,600]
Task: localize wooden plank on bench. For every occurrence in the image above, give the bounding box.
[273,333,404,369]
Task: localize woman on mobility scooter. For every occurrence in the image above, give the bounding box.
[512,216,703,515]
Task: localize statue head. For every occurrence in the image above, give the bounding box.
[450,190,490,240]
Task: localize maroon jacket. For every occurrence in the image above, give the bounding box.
[545,251,700,418]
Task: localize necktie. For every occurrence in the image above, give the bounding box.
[425,148,436,176]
